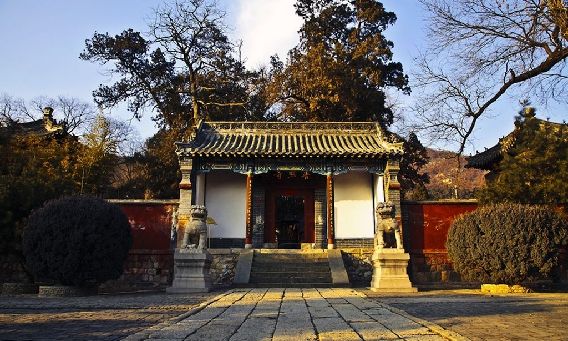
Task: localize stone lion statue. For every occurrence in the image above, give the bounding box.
[375,201,403,250]
[181,205,208,250]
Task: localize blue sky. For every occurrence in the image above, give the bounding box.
[0,0,564,154]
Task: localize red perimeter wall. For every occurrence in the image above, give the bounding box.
[116,201,177,250]
[103,200,178,292]
[401,200,478,283]
[109,199,477,286]
[110,199,565,286]
[402,200,478,252]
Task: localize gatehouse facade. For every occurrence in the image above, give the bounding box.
[175,121,405,250]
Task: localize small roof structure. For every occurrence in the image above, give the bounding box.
[1,107,66,138]
[176,121,404,159]
[466,108,566,170]
[465,131,518,170]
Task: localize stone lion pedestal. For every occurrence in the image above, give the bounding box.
[167,205,212,293]
[167,249,212,293]
[370,202,416,293]
[370,249,416,292]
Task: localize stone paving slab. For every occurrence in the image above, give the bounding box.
[0,292,215,340]
[125,288,461,341]
[367,289,568,341]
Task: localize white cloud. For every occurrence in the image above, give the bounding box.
[234,0,302,69]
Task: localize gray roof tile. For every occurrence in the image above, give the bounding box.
[177,121,404,158]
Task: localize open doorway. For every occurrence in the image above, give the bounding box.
[275,195,305,248]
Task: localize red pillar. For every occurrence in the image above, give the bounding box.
[326,172,335,249]
[245,171,253,248]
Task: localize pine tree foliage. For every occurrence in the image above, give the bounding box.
[267,0,410,124]
[400,132,430,200]
[266,0,426,191]
[0,131,80,278]
[478,110,568,204]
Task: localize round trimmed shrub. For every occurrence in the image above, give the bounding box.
[22,196,132,286]
[446,203,568,285]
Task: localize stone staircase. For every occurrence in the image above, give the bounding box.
[247,250,334,288]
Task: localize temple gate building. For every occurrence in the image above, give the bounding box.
[175,121,405,250]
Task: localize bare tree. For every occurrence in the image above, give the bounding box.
[149,0,247,121]
[0,93,33,125]
[79,113,135,194]
[81,0,259,130]
[413,0,568,154]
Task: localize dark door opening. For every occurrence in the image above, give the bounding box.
[275,195,304,249]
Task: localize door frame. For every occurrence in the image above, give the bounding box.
[258,172,325,246]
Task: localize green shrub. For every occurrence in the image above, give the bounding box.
[22,196,132,286]
[446,203,568,284]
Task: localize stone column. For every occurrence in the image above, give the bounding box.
[326,172,335,249]
[245,171,253,249]
[370,158,416,292]
[168,159,212,293]
[385,160,401,226]
[177,159,193,249]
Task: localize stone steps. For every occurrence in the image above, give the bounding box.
[245,282,333,288]
[251,263,330,270]
[248,250,333,287]
[252,255,329,261]
[253,260,328,266]
[250,268,330,273]
[250,276,332,282]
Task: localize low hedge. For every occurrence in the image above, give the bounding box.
[22,196,132,286]
[446,203,568,284]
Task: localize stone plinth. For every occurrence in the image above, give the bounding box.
[370,249,417,292]
[167,249,212,293]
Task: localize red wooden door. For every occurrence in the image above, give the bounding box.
[264,188,315,245]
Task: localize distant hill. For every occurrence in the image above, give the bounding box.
[406,148,487,200]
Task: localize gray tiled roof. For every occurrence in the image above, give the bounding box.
[1,118,65,138]
[465,133,517,170]
[466,117,566,170]
[176,121,404,158]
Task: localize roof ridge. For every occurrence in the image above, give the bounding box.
[202,121,384,132]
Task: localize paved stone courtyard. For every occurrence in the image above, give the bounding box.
[2,288,568,340]
[125,288,454,341]
[0,292,215,340]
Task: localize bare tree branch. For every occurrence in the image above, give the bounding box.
[413,0,568,154]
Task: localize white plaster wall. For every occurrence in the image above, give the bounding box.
[334,171,374,238]
[205,171,246,238]
[373,174,385,204]
[372,174,385,234]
